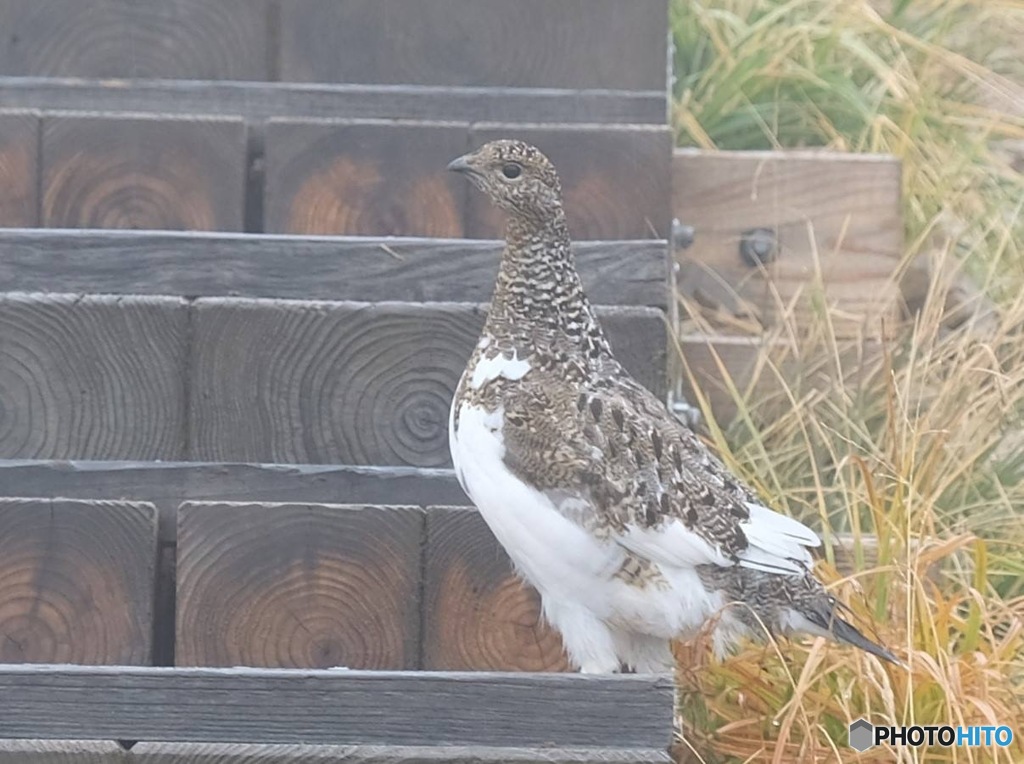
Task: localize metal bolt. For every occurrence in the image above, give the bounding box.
[739,227,777,267]
[672,218,696,251]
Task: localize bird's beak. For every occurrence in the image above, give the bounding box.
[446,154,474,174]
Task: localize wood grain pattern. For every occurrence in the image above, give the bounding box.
[264,120,467,237]
[130,744,671,763]
[0,498,157,664]
[0,77,667,125]
[0,460,469,545]
[466,125,673,240]
[0,111,38,227]
[0,293,188,460]
[423,507,569,672]
[41,114,246,231]
[673,149,903,336]
[176,502,424,670]
[0,740,123,762]
[278,0,668,91]
[676,333,881,425]
[0,230,669,308]
[0,665,675,749]
[0,0,269,80]
[188,299,666,467]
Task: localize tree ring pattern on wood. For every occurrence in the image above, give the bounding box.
[424,509,570,671]
[189,300,483,467]
[0,293,188,460]
[0,0,269,80]
[0,498,157,665]
[0,111,38,226]
[41,115,246,231]
[176,502,423,669]
[265,120,466,237]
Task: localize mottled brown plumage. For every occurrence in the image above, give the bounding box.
[447,140,897,671]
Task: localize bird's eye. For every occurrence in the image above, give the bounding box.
[501,162,522,180]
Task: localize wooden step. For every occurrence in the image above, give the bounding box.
[0,230,669,307]
[0,77,666,125]
[0,494,570,673]
[0,741,674,763]
[0,111,672,237]
[0,460,469,542]
[0,666,673,761]
[0,295,666,465]
[0,0,668,93]
[264,120,671,239]
[0,497,158,665]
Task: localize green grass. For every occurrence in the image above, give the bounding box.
[668,1,1024,761]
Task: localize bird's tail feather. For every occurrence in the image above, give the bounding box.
[827,613,901,664]
[798,596,902,665]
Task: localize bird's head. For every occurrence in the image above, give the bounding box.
[447,140,563,222]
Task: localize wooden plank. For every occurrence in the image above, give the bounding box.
[0,111,38,227]
[0,77,667,125]
[0,665,675,750]
[0,740,123,762]
[0,294,188,461]
[41,113,247,231]
[423,507,569,672]
[188,300,666,466]
[466,125,673,240]
[131,743,672,763]
[264,120,467,237]
[0,0,269,80]
[278,0,668,92]
[0,498,158,664]
[176,502,424,670]
[0,230,669,308]
[676,333,881,425]
[0,460,468,545]
[673,149,903,336]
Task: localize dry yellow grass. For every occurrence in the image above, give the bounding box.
[669,1,1023,759]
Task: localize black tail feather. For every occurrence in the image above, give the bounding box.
[828,614,902,665]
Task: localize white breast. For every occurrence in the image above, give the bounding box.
[449,400,622,609]
[448,396,718,641]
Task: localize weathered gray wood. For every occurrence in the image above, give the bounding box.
[131,743,672,763]
[0,77,666,125]
[264,120,468,237]
[0,0,269,80]
[0,294,188,460]
[0,739,124,762]
[0,460,469,544]
[0,110,39,227]
[278,0,669,92]
[0,498,158,665]
[0,666,675,750]
[41,114,247,231]
[188,300,666,467]
[176,502,424,670]
[0,230,668,308]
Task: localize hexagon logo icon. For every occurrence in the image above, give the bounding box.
[849,719,874,752]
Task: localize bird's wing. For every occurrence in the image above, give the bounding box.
[499,372,819,575]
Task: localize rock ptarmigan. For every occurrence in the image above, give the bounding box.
[447,140,897,673]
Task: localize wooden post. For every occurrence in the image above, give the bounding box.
[0,0,270,80]
[176,502,424,670]
[0,110,39,227]
[41,114,247,231]
[0,498,158,665]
